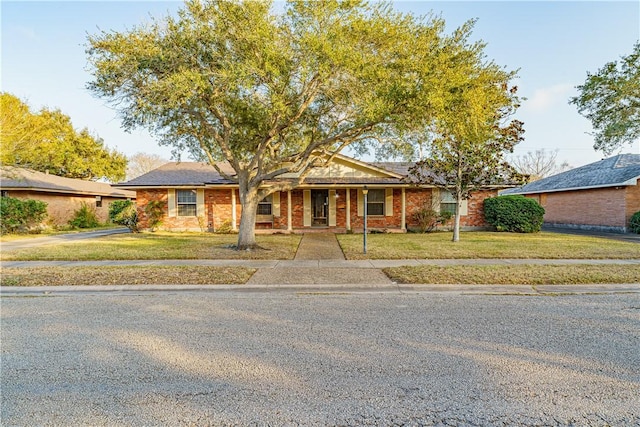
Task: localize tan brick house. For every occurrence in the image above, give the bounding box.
[116,154,506,233]
[503,153,640,233]
[0,167,136,226]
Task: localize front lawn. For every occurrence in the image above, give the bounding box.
[0,232,302,261]
[384,264,640,285]
[1,266,255,286]
[337,232,640,259]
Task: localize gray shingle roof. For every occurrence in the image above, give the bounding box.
[119,162,235,187]
[0,167,136,198]
[503,153,640,195]
[117,160,408,187]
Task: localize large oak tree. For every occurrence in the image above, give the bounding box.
[87,0,505,248]
[0,93,127,182]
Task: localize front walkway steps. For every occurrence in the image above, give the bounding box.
[293,233,345,260]
[246,233,389,284]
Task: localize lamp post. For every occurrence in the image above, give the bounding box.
[362,185,368,254]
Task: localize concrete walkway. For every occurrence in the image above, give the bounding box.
[293,233,345,260]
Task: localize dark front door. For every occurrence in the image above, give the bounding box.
[311,190,328,226]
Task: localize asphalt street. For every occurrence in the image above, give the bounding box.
[2,291,639,426]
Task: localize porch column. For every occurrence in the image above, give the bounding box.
[231,189,237,231]
[287,190,292,232]
[346,188,351,231]
[401,187,406,231]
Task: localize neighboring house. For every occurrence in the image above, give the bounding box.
[0,167,136,226]
[502,153,640,233]
[116,154,509,233]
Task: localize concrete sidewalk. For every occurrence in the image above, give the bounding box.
[3,258,640,269]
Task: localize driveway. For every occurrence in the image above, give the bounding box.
[2,291,638,426]
[0,228,130,251]
[543,225,640,243]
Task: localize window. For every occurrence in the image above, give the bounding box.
[440,191,457,215]
[366,189,385,216]
[257,194,272,215]
[1,190,8,197]
[95,196,102,208]
[177,189,197,216]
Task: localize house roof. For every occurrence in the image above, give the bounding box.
[503,153,640,195]
[116,154,517,189]
[0,167,136,198]
[117,155,408,188]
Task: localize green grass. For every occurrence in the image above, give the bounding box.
[0,232,302,261]
[1,266,256,286]
[338,231,640,260]
[383,264,640,285]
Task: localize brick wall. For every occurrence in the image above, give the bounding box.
[625,180,640,228]
[6,190,129,226]
[135,186,498,232]
[538,187,627,229]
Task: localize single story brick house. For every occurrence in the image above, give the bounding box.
[0,167,136,226]
[116,154,509,233]
[502,153,640,233]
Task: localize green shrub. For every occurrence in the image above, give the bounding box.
[0,197,48,234]
[412,206,453,233]
[108,200,138,232]
[630,211,640,234]
[484,195,545,233]
[144,200,166,231]
[69,202,100,229]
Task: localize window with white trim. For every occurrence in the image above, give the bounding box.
[366,189,385,216]
[257,194,272,215]
[440,191,457,215]
[177,189,197,216]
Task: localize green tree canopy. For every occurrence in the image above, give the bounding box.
[406,36,525,242]
[0,92,127,182]
[570,42,640,155]
[86,0,514,248]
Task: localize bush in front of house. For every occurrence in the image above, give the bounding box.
[108,200,138,232]
[69,202,100,229]
[630,211,640,234]
[484,195,545,233]
[0,197,48,234]
[412,205,453,233]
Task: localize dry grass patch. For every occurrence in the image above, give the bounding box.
[1,266,255,286]
[1,232,302,261]
[338,232,640,259]
[384,264,640,285]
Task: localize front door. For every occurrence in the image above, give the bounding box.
[311,190,328,226]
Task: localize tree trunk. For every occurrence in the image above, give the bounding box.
[236,180,260,250]
[452,198,461,242]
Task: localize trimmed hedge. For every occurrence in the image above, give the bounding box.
[630,211,640,234]
[484,195,545,233]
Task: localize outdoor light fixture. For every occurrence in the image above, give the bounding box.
[363,186,368,254]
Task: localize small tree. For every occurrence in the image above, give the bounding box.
[0,197,48,234]
[406,30,526,242]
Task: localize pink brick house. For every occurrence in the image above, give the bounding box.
[116,154,507,233]
[503,153,640,233]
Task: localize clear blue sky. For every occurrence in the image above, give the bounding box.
[2,1,639,168]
